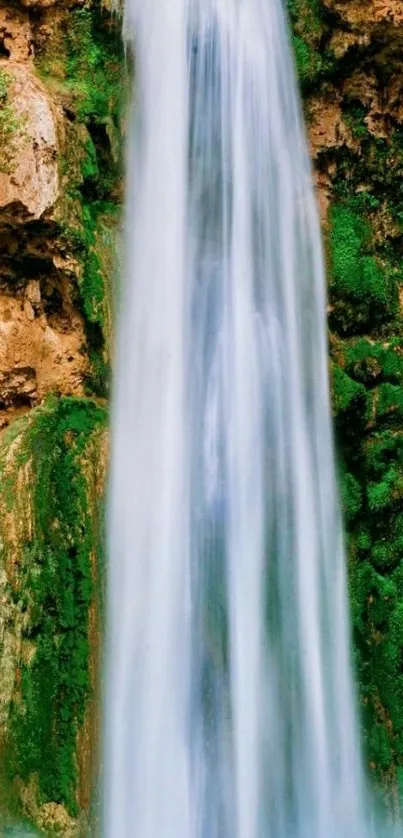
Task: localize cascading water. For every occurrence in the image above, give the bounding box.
[104,1,376,837]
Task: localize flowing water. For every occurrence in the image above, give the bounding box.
[104,1,375,836]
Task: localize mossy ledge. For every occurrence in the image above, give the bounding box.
[0,397,108,833]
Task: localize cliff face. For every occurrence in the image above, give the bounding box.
[290,0,403,816]
[0,0,122,833]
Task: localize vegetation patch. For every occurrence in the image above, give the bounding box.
[0,398,107,818]
[0,68,26,174]
[329,204,398,334]
[35,1,124,398]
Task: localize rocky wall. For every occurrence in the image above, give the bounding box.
[0,0,123,832]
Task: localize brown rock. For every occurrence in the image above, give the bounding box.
[36,802,78,837]
[25,279,41,306]
[308,94,359,158]
[0,7,32,62]
[313,169,332,224]
[23,299,35,321]
[324,0,403,31]
[20,0,84,7]
[329,30,370,59]
[0,61,60,221]
[0,290,88,412]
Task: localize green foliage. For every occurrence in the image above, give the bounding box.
[287,0,325,87]
[331,363,368,424]
[37,4,124,131]
[39,1,124,398]
[68,201,118,398]
[344,339,403,387]
[329,202,403,804]
[0,69,26,174]
[344,103,370,141]
[329,204,397,333]
[299,3,403,802]
[376,383,403,423]
[340,469,362,522]
[6,398,107,816]
[368,724,393,772]
[64,7,124,125]
[336,390,403,800]
[81,137,99,182]
[367,468,403,512]
[292,36,323,87]
[76,205,107,326]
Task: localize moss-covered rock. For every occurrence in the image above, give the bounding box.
[0,1,122,833]
[32,0,124,398]
[0,397,107,830]
[0,68,26,175]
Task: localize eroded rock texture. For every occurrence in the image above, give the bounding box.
[0,0,122,833]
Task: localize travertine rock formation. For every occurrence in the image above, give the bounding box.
[0,63,59,220]
[0,0,122,833]
[0,8,86,430]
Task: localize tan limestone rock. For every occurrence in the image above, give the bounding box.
[323,0,403,31]
[0,7,32,62]
[0,61,60,221]
[329,30,370,58]
[36,803,79,837]
[19,0,84,7]
[308,94,359,158]
[0,289,88,413]
[313,169,332,224]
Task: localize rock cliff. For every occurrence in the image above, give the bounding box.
[0,0,122,833]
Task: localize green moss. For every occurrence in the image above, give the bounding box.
[292,36,323,87]
[329,204,397,333]
[340,419,403,796]
[39,2,124,398]
[344,103,370,142]
[344,339,403,387]
[322,29,403,806]
[64,7,124,126]
[363,431,403,474]
[374,598,403,741]
[0,69,26,174]
[80,207,107,326]
[287,0,325,87]
[69,201,119,398]
[36,4,124,132]
[331,363,369,422]
[4,398,107,816]
[376,383,403,423]
[368,724,393,772]
[81,137,99,182]
[367,468,403,512]
[340,469,362,522]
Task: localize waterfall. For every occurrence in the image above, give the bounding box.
[104,1,375,836]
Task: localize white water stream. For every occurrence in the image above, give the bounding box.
[104,1,377,836]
